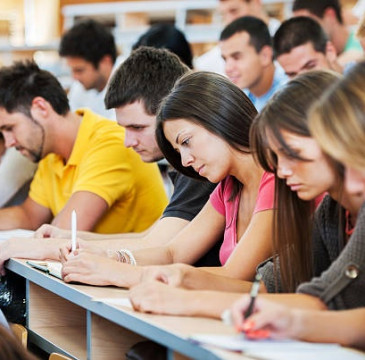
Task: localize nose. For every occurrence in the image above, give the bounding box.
[124,130,138,148]
[2,132,16,148]
[276,157,293,179]
[180,148,194,168]
[225,58,234,74]
[345,166,365,196]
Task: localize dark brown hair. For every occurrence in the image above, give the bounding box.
[156,71,257,200]
[250,70,341,292]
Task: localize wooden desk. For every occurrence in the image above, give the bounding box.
[6,258,251,360]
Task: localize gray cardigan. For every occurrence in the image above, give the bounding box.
[259,195,365,310]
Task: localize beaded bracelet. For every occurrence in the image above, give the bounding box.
[116,249,137,266]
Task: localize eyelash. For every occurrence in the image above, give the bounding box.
[181,138,190,146]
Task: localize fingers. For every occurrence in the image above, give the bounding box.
[129,282,167,314]
[34,224,52,238]
[140,265,183,287]
[230,294,251,329]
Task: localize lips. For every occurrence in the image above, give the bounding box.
[287,183,302,191]
[194,165,205,175]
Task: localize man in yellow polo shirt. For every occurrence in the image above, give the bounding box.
[0,61,167,233]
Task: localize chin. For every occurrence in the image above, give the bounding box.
[296,191,315,201]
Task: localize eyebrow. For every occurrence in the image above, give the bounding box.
[175,131,183,145]
[300,59,316,71]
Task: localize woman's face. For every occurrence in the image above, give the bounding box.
[163,118,233,183]
[345,166,365,202]
[267,129,337,200]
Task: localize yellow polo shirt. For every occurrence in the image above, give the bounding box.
[29,109,167,233]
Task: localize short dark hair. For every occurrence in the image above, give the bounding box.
[220,16,272,53]
[293,0,343,24]
[105,47,190,115]
[0,61,69,116]
[132,24,193,69]
[273,16,328,58]
[156,71,257,198]
[59,19,117,68]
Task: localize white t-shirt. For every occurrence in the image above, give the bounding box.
[67,55,124,121]
[0,147,37,207]
[352,0,365,18]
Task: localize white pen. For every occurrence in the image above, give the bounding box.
[71,209,77,253]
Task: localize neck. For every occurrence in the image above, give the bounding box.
[329,23,349,55]
[50,111,82,162]
[249,63,275,97]
[96,63,114,92]
[231,153,264,190]
[330,188,363,220]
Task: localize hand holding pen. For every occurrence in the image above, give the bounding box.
[223,273,270,339]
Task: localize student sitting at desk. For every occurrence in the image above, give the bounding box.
[0,61,166,235]
[11,47,221,269]
[60,71,275,291]
[231,61,365,350]
[127,69,365,318]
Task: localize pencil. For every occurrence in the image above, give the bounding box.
[71,209,77,253]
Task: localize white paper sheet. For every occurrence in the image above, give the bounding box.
[189,334,365,360]
[91,297,133,308]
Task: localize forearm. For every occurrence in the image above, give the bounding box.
[182,266,255,292]
[186,291,242,319]
[77,231,146,242]
[296,309,365,349]
[133,246,174,266]
[0,206,33,230]
[4,238,68,262]
[260,293,327,310]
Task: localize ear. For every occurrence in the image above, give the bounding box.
[30,97,51,119]
[323,7,337,21]
[325,41,343,73]
[99,54,113,69]
[259,45,273,66]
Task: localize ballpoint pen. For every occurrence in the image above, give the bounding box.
[244,273,262,319]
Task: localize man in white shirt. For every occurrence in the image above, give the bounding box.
[59,19,122,120]
[195,0,281,74]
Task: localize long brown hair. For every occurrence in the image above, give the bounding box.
[156,71,258,200]
[250,70,341,292]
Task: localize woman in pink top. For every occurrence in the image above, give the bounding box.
[61,71,275,300]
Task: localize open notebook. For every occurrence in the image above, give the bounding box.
[26,260,63,280]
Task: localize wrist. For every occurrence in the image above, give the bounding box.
[106,249,118,261]
[113,264,143,288]
[291,309,307,340]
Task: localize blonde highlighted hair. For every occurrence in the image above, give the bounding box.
[309,61,365,171]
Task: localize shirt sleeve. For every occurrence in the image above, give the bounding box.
[162,172,216,221]
[72,136,135,207]
[297,201,365,310]
[254,172,275,213]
